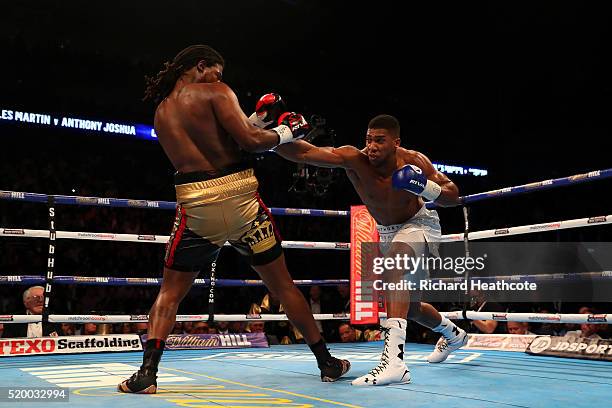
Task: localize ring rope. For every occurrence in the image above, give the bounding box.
[458,168,612,206]
[2,213,610,246]
[2,311,608,325]
[1,271,610,287]
[1,168,610,211]
[2,313,352,324]
[0,229,348,250]
[0,276,350,286]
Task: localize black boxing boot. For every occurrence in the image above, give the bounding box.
[320,356,352,382]
[117,339,164,394]
[309,339,351,382]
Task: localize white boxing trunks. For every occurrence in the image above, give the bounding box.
[376,204,441,281]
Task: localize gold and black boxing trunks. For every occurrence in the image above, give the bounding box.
[164,166,282,271]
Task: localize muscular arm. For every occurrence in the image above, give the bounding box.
[274,140,362,169]
[400,148,461,207]
[209,83,281,152]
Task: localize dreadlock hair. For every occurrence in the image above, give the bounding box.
[143,44,225,105]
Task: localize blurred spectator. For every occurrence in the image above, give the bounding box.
[215,321,229,335]
[321,285,350,341]
[255,293,283,314]
[250,292,296,344]
[532,308,564,336]
[246,320,287,345]
[566,307,607,339]
[247,322,265,333]
[133,322,148,335]
[339,323,371,343]
[182,322,193,333]
[2,286,59,338]
[338,323,381,343]
[563,305,590,334]
[0,323,3,338]
[119,323,133,334]
[339,323,361,342]
[59,323,76,336]
[574,322,605,339]
[228,322,246,333]
[172,322,183,334]
[83,323,98,335]
[506,321,534,335]
[463,293,507,334]
[190,322,210,334]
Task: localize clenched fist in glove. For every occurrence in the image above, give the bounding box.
[392,164,441,201]
[248,93,286,128]
[272,112,313,145]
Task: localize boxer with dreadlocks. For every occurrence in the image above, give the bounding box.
[118,44,350,394]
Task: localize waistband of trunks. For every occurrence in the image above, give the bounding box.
[175,168,258,206]
[174,162,251,184]
[376,223,405,234]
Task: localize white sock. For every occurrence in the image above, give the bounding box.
[432,316,461,340]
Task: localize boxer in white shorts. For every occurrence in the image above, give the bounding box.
[277,113,468,386]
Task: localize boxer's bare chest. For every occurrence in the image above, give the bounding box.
[344,159,421,225]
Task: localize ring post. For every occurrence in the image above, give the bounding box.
[43,196,57,323]
[461,204,470,319]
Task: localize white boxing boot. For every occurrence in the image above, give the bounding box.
[427,316,468,363]
[352,318,411,386]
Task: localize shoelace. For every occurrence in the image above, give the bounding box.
[437,339,449,353]
[123,371,140,386]
[369,326,391,377]
[443,331,466,349]
[133,368,155,381]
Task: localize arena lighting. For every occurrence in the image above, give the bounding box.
[0,106,487,176]
[433,163,488,177]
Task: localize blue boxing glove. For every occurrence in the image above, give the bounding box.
[392,164,442,201]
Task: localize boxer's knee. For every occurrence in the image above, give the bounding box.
[406,301,423,320]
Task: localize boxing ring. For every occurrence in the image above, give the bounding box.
[1,168,612,407]
[2,343,611,407]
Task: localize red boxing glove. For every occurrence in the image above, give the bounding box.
[272,112,312,145]
[248,93,286,128]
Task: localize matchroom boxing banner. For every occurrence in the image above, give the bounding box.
[350,206,380,325]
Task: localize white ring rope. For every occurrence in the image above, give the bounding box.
[1,214,609,247]
[0,228,348,250]
[440,311,610,325]
[2,311,608,324]
[440,215,611,242]
[2,313,351,324]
